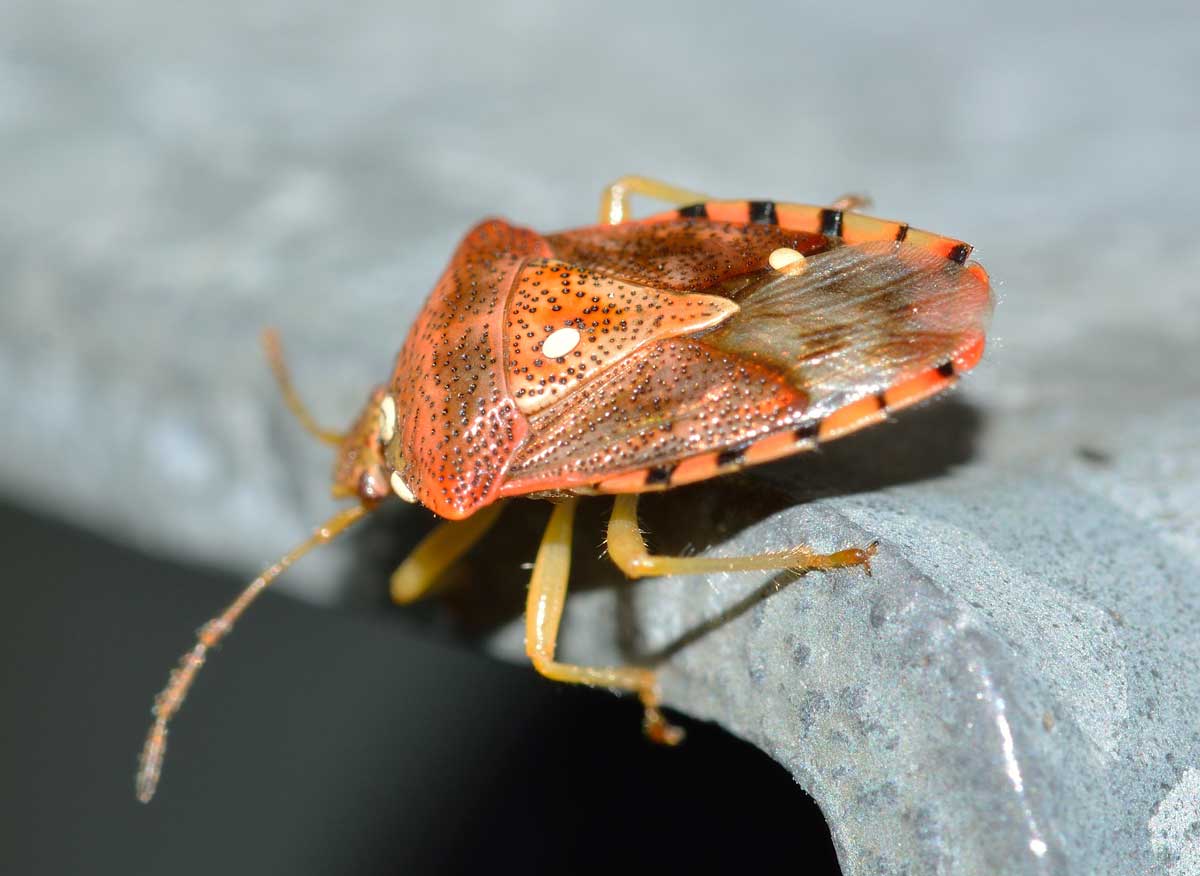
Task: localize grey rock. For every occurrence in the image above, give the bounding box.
[2,1,1199,874]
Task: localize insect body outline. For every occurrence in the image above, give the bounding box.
[137,175,993,801]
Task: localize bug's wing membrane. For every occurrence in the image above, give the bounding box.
[502,241,991,495]
[706,240,993,422]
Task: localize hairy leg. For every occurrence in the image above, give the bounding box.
[606,494,877,580]
[525,498,683,744]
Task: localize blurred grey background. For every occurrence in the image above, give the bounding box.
[2,1,1198,874]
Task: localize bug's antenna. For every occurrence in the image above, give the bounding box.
[136,502,369,803]
[262,328,346,447]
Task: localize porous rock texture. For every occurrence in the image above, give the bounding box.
[2,2,1198,873]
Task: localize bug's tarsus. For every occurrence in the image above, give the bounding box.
[262,328,347,447]
[639,688,685,747]
[861,540,880,577]
[135,502,369,803]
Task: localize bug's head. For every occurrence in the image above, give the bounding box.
[331,386,418,507]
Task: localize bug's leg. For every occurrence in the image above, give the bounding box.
[599,176,710,225]
[526,497,684,745]
[390,501,507,604]
[261,329,346,447]
[829,193,873,212]
[606,494,877,580]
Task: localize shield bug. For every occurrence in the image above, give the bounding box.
[136,176,993,801]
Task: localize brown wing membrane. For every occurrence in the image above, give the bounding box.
[500,240,991,495]
[705,240,993,422]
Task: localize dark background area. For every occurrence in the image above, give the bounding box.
[1,500,840,875]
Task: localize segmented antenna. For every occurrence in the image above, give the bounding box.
[136,503,368,803]
[261,328,346,447]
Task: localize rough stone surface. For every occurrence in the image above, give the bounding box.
[2,2,1199,874]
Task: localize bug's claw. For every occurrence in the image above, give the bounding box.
[639,686,685,746]
[643,705,686,747]
[817,540,880,576]
[860,539,880,577]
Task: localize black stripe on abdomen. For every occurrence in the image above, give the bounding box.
[716,445,748,467]
[794,421,820,443]
[645,465,675,486]
[748,200,778,225]
[819,209,843,237]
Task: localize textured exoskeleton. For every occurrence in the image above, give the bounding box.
[138,177,992,802]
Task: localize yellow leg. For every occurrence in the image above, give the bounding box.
[390,501,507,604]
[599,175,710,225]
[525,498,683,745]
[261,328,345,447]
[606,494,877,580]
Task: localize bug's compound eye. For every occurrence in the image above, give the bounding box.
[357,469,388,501]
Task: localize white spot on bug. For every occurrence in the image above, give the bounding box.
[378,395,396,443]
[542,326,581,359]
[389,471,416,504]
[768,247,806,273]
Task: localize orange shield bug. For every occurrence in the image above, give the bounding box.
[136,176,993,801]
